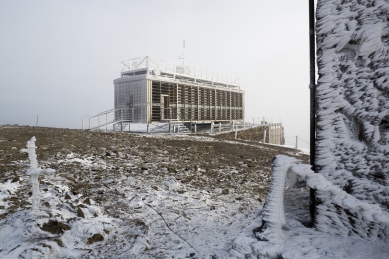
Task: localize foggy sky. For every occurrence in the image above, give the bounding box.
[0,0,311,148]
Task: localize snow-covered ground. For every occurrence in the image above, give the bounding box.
[0,127,388,258]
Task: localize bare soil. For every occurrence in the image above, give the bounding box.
[0,126,308,218]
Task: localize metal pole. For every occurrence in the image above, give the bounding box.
[295,136,298,149]
[211,122,214,134]
[147,123,150,133]
[235,129,237,139]
[194,123,197,133]
[309,0,316,227]
[219,122,221,134]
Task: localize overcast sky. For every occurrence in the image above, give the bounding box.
[0,0,311,148]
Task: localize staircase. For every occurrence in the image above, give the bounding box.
[82,108,132,131]
[173,122,190,133]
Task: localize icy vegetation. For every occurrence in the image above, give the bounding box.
[315,0,389,239]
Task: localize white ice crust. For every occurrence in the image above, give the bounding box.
[315,0,389,240]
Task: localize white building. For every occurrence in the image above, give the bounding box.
[113,56,245,124]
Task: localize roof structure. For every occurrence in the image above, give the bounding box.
[121,56,241,89]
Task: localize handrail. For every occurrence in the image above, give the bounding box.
[253,155,389,243]
[121,56,240,86]
[83,108,133,131]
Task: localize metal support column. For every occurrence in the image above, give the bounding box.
[309,0,317,227]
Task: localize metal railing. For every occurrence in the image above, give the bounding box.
[121,56,240,87]
[82,108,133,131]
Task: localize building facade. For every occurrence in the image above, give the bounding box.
[114,56,244,124]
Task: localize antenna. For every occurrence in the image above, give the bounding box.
[179,40,185,66]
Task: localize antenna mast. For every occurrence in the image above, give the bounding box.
[179,40,185,66]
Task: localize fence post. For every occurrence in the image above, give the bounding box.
[219,122,221,134]
[211,122,214,134]
[263,130,266,143]
[194,123,197,133]
[147,123,150,134]
[235,129,237,139]
[128,123,131,132]
[295,136,298,149]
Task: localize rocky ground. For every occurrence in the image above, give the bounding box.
[0,126,308,258]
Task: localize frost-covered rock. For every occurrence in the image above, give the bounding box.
[316,0,389,240]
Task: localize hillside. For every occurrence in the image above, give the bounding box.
[0,126,307,258]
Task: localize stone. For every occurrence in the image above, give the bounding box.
[55,239,63,247]
[41,220,70,234]
[87,233,104,244]
[77,207,85,218]
[83,197,91,205]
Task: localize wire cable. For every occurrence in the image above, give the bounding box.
[298,137,310,144]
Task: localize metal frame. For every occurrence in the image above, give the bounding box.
[121,56,240,88]
[150,80,244,123]
[82,108,133,131]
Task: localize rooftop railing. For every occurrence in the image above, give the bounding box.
[121,56,240,87]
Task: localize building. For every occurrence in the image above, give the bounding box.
[113,56,245,124]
